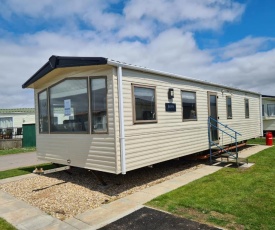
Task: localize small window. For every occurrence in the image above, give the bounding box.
[182,91,197,120]
[226,96,232,119]
[91,78,107,133]
[38,90,48,133]
[262,104,264,116]
[245,98,249,118]
[267,104,275,117]
[49,78,89,133]
[0,117,13,128]
[133,85,157,123]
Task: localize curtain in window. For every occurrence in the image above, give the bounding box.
[267,104,275,116]
[0,117,13,128]
[182,91,197,120]
[134,87,156,121]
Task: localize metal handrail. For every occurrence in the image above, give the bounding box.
[209,116,242,136]
[209,123,236,139]
[208,116,241,164]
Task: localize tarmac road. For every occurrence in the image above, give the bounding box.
[0,152,48,171]
[99,207,219,230]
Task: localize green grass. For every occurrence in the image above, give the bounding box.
[247,137,266,145]
[0,147,36,156]
[0,163,57,180]
[147,147,275,230]
[0,217,16,230]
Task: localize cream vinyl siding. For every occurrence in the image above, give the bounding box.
[35,66,117,174]
[115,69,261,172]
[217,93,261,144]
[263,120,275,131]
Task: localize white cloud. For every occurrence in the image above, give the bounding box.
[0,0,245,39]
[124,0,245,31]
[193,48,275,93]
[1,0,275,109]
[211,36,275,60]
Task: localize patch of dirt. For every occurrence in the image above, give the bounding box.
[174,207,245,230]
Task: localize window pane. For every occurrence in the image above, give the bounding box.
[0,117,13,128]
[226,96,232,119]
[182,91,197,120]
[91,78,107,132]
[262,104,264,116]
[38,91,48,133]
[50,79,88,133]
[134,87,156,121]
[267,104,275,116]
[245,99,249,118]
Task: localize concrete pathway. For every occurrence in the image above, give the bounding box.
[0,145,271,230]
[0,152,48,171]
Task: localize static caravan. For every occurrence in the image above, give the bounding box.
[262,95,275,135]
[22,56,262,174]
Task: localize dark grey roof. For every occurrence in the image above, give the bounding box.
[262,95,275,98]
[22,55,107,88]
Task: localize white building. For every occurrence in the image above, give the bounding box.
[22,56,262,174]
[0,108,35,138]
[262,95,275,135]
[0,108,35,128]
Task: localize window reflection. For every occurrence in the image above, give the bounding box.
[91,78,107,132]
[49,79,89,133]
[182,91,197,120]
[134,86,156,122]
[38,90,48,133]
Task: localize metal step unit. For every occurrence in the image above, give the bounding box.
[208,117,247,167]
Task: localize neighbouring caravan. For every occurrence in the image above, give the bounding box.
[22,56,262,174]
[262,95,275,135]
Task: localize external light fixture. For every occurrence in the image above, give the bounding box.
[168,88,174,99]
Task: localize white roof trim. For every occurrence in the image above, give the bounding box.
[107,59,261,96]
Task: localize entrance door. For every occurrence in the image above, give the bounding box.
[208,92,219,143]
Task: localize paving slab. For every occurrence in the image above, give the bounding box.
[0,190,16,205]
[0,190,77,230]
[122,191,156,204]
[141,184,174,196]
[0,173,38,185]
[0,207,43,225]
[64,217,92,230]
[239,144,271,158]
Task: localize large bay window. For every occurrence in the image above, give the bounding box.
[39,77,108,134]
[133,85,157,123]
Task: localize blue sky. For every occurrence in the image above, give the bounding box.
[0,0,275,108]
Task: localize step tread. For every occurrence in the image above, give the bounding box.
[211,145,228,150]
[220,152,237,157]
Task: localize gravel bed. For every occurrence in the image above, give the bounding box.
[0,159,205,220]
